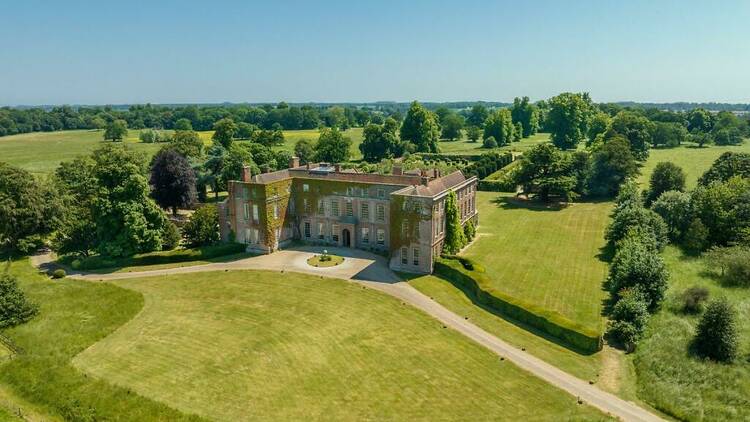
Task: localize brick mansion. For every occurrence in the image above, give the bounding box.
[218,158,478,273]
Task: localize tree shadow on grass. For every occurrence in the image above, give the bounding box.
[491,196,567,212]
[427,272,598,356]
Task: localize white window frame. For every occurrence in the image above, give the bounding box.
[377,229,385,245]
[361,227,369,244]
[304,221,311,238]
[401,247,408,265]
[413,247,420,266]
[252,204,259,222]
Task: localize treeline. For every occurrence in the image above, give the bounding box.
[0,103,386,137]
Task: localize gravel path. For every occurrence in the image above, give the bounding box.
[33,249,662,421]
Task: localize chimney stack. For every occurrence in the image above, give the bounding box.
[334,164,341,173]
[241,166,252,182]
[421,176,430,186]
[393,165,403,176]
[289,156,300,169]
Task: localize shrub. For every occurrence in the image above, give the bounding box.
[0,272,38,329]
[682,218,709,253]
[51,269,66,279]
[651,190,692,240]
[610,288,649,332]
[680,286,709,314]
[463,220,476,242]
[483,136,497,148]
[162,220,181,250]
[607,320,639,352]
[693,298,739,362]
[183,205,220,247]
[609,233,669,310]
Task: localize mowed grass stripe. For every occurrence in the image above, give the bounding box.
[463,193,610,332]
[73,270,607,421]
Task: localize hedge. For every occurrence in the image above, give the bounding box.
[62,242,247,271]
[478,179,516,192]
[434,256,603,353]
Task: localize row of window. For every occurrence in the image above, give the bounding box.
[400,246,420,266]
[302,222,386,245]
[242,202,281,222]
[302,183,387,199]
[301,198,386,222]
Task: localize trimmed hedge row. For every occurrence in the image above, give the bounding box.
[415,153,484,163]
[478,179,516,192]
[434,256,603,353]
[62,242,247,271]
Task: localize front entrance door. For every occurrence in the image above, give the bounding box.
[342,229,351,247]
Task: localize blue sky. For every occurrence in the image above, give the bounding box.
[2,0,749,105]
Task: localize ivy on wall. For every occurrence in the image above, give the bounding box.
[442,190,466,254]
[389,195,430,253]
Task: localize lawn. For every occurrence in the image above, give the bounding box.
[461,192,611,334]
[71,269,607,421]
[638,141,750,189]
[0,257,200,421]
[633,246,750,422]
[439,132,550,155]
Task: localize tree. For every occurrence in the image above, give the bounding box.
[698,152,750,186]
[687,108,714,133]
[182,205,220,247]
[587,111,611,146]
[52,157,98,257]
[510,96,539,137]
[440,113,465,141]
[399,101,440,153]
[683,218,709,253]
[315,127,352,163]
[651,191,692,240]
[150,149,197,216]
[691,176,750,246]
[467,104,489,128]
[442,191,465,254]
[91,116,107,130]
[605,111,653,160]
[254,129,285,146]
[711,111,747,145]
[103,119,128,142]
[169,130,204,159]
[360,117,402,162]
[0,272,38,329]
[693,299,739,362]
[212,118,238,148]
[236,122,257,139]
[606,205,669,251]
[174,118,193,131]
[651,122,687,148]
[466,125,482,142]
[294,139,315,165]
[608,232,669,309]
[607,288,649,350]
[0,163,61,253]
[587,136,638,197]
[483,109,514,146]
[646,162,686,205]
[547,92,592,150]
[90,145,169,257]
[514,143,579,202]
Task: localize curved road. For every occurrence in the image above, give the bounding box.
[33,248,663,422]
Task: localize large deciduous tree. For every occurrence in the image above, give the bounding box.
[103,119,128,142]
[169,130,204,159]
[483,109,514,146]
[645,162,686,205]
[698,152,750,185]
[0,163,61,253]
[294,139,315,165]
[510,96,539,138]
[315,127,352,163]
[182,205,220,247]
[440,112,465,141]
[693,298,739,362]
[547,92,592,150]
[360,117,402,162]
[467,104,489,128]
[587,136,638,197]
[513,143,579,202]
[212,118,238,149]
[150,149,197,216]
[399,101,440,153]
[0,272,38,329]
[605,111,653,160]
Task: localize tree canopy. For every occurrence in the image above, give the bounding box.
[150,149,197,216]
[360,117,402,162]
[315,127,352,163]
[483,109,514,146]
[399,101,440,153]
[547,92,592,150]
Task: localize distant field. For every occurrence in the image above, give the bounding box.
[72,269,606,420]
[638,141,750,189]
[462,192,610,333]
[439,132,550,155]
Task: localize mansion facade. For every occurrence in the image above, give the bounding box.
[218,158,478,274]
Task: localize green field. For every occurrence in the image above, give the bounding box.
[460,192,610,333]
[70,270,606,421]
[638,142,750,189]
[0,258,606,420]
[633,246,750,421]
[439,132,550,155]
[0,128,365,174]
